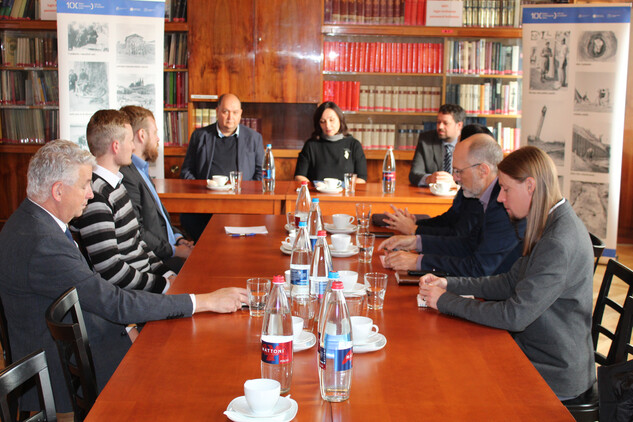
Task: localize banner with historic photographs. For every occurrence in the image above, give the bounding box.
[522,4,631,258]
[57,0,166,177]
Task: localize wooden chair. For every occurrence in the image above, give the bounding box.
[0,349,56,422]
[564,259,633,421]
[45,288,98,421]
[589,232,605,274]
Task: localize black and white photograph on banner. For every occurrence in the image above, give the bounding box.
[570,180,608,239]
[68,61,109,113]
[577,31,618,62]
[528,30,570,91]
[67,21,109,52]
[525,102,566,166]
[116,71,156,111]
[572,119,611,174]
[574,71,615,113]
[115,24,157,65]
[70,124,88,150]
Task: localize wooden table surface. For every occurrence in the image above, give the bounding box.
[155,179,454,217]
[85,215,573,422]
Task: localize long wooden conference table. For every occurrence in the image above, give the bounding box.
[86,214,573,421]
[155,180,455,217]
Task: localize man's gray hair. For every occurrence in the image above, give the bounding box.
[27,140,96,202]
[467,133,503,173]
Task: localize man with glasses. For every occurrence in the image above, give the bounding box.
[379,133,525,277]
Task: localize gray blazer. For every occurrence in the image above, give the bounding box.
[180,123,264,181]
[408,130,444,186]
[121,163,181,260]
[0,199,193,412]
[437,200,595,398]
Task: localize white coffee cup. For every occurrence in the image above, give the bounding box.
[350,316,379,344]
[243,378,280,416]
[332,214,354,229]
[282,232,297,249]
[331,233,351,251]
[430,181,451,195]
[323,178,342,190]
[292,316,304,341]
[212,175,229,186]
[337,270,358,291]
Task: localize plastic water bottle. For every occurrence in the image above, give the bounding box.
[294,181,311,227]
[262,143,275,193]
[382,145,396,194]
[310,230,333,316]
[290,221,313,331]
[318,279,353,402]
[261,274,293,393]
[307,198,324,250]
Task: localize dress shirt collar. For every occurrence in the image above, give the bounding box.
[441,138,458,148]
[94,164,123,188]
[29,198,68,233]
[549,198,566,214]
[478,177,498,212]
[216,123,240,138]
[131,154,150,177]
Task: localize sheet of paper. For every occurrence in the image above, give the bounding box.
[224,226,268,235]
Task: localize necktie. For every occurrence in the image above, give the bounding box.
[65,228,75,244]
[444,144,454,174]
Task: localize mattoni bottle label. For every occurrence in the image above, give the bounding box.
[382,171,395,181]
[291,266,309,286]
[261,336,293,364]
[319,345,353,371]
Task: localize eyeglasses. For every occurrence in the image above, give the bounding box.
[452,163,481,177]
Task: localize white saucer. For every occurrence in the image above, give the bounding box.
[324,223,357,234]
[226,396,297,421]
[316,185,343,194]
[430,187,458,197]
[344,283,366,294]
[329,244,359,258]
[206,184,232,191]
[353,333,387,353]
[281,241,293,250]
[293,331,316,352]
[280,245,292,255]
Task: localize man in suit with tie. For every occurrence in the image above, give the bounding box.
[408,103,465,187]
[120,106,193,272]
[180,93,265,241]
[0,140,247,416]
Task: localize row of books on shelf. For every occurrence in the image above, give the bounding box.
[324,41,443,74]
[324,0,523,27]
[164,0,187,22]
[194,108,216,129]
[0,69,58,105]
[164,33,187,69]
[0,0,39,20]
[1,32,57,67]
[447,40,521,76]
[0,107,58,143]
[446,80,521,116]
[163,72,188,109]
[164,111,188,146]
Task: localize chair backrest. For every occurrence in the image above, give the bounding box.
[0,349,56,422]
[589,232,605,274]
[592,259,633,366]
[0,296,12,367]
[45,288,98,421]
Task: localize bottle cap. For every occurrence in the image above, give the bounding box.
[331,280,344,290]
[312,198,319,203]
[298,221,307,227]
[317,230,327,237]
[328,271,339,279]
[388,145,394,150]
[272,275,284,284]
[301,181,309,185]
[266,143,272,148]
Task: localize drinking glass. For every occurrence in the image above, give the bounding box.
[356,233,375,263]
[365,272,388,310]
[355,203,372,234]
[247,278,270,317]
[230,170,242,193]
[344,173,357,195]
[344,290,367,316]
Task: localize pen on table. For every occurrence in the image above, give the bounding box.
[229,233,256,237]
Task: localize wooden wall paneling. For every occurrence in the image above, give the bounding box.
[254,0,322,103]
[0,145,40,225]
[188,0,255,100]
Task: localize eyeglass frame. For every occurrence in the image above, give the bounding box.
[452,163,482,177]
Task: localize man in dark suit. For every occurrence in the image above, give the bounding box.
[120,106,193,272]
[180,93,265,241]
[0,140,247,416]
[408,103,465,187]
[380,134,525,277]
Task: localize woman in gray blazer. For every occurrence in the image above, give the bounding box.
[419,145,595,401]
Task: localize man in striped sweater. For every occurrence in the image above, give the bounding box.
[71,109,174,293]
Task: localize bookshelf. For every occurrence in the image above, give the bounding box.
[164,22,188,146]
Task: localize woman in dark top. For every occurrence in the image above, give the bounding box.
[294,102,367,183]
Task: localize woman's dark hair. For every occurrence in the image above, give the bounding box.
[312,101,349,138]
[460,123,493,141]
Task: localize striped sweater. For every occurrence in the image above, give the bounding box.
[70,173,168,293]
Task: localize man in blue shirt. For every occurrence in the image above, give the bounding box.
[120,105,193,272]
